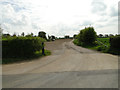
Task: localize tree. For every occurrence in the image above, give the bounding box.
[21,32,25,36]
[73,34,77,39]
[98,34,103,38]
[38,31,47,39]
[65,35,70,39]
[13,33,17,37]
[31,32,33,37]
[105,34,109,38]
[109,34,114,37]
[51,35,55,41]
[78,27,97,45]
[3,34,10,37]
[48,35,51,40]
[26,34,32,37]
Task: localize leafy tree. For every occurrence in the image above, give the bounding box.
[98,34,103,38]
[65,35,70,39]
[12,33,17,37]
[109,34,114,37]
[26,34,32,37]
[3,34,10,37]
[78,27,97,45]
[51,35,55,41]
[110,35,120,49]
[105,34,109,38]
[38,31,47,39]
[21,32,25,36]
[31,32,33,37]
[48,35,51,40]
[73,34,77,39]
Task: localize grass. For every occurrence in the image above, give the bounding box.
[73,38,120,55]
[2,50,51,64]
[2,37,9,41]
[97,38,110,46]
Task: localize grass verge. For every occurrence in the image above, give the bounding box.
[2,50,51,64]
[73,38,120,55]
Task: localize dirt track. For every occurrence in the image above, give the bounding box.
[2,39,118,88]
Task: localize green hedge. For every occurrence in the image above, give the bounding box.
[110,35,120,49]
[2,37,45,58]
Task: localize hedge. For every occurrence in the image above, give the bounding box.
[110,35,120,49]
[2,37,45,58]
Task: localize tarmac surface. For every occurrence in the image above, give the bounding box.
[2,39,118,88]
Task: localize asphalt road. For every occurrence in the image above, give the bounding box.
[2,39,118,88]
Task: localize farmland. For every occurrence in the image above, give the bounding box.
[97,38,110,46]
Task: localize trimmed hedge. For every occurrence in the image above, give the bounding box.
[110,35,120,49]
[2,37,45,58]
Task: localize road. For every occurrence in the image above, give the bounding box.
[2,39,118,88]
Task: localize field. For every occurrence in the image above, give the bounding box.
[97,38,110,46]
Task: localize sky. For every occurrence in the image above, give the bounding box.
[0,0,119,37]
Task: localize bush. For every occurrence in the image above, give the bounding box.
[96,46,106,51]
[73,39,81,46]
[74,27,97,46]
[2,37,46,58]
[110,35,120,49]
[81,27,97,44]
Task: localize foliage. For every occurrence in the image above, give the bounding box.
[97,38,110,46]
[98,34,103,38]
[73,34,77,39]
[73,39,80,46]
[21,32,25,36]
[2,50,51,64]
[74,36,120,55]
[48,35,56,41]
[38,31,47,40]
[74,27,97,46]
[110,35,120,49]
[64,35,70,39]
[51,35,55,41]
[2,37,46,58]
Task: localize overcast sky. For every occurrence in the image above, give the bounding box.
[0,0,119,37]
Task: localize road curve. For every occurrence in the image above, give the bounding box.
[2,39,118,88]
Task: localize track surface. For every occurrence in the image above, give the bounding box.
[2,39,118,88]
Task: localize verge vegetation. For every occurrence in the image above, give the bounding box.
[73,27,120,55]
[2,36,51,64]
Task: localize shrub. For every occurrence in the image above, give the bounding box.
[110,35,120,49]
[73,39,81,46]
[74,27,97,46]
[81,27,97,44]
[2,37,45,58]
[96,45,106,51]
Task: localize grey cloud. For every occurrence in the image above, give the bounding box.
[96,24,105,28]
[96,17,117,29]
[110,6,118,17]
[82,21,93,26]
[0,2,31,34]
[32,23,41,30]
[79,21,93,26]
[48,23,80,37]
[91,0,107,15]
[0,0,26,12]
[98,18,107,22]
